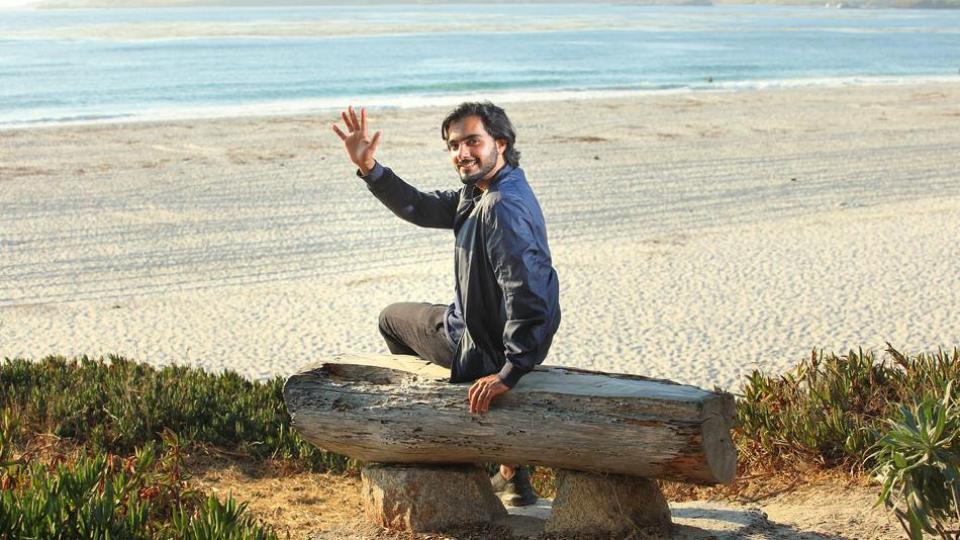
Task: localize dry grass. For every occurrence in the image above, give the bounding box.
[660,463,874,504]
[188,453,363,539]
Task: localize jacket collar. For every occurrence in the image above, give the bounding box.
[465,163,514,200]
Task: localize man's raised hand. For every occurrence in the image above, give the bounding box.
[331,106,382,175]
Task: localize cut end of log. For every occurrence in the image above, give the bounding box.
[702,392,738,484]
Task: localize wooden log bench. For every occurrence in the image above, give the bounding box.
[283,354,737,536]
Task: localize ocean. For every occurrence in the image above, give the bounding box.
[1,3,959,127]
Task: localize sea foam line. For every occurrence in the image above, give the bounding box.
[2,73,958,130]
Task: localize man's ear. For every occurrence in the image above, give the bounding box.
[496,138,507,153]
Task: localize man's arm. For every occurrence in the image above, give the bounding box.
[362,164,459,229]
[484,195,561,386]
[333,106,458,229]
[467,195,560,414]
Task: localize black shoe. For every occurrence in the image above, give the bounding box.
[490,466,538,507]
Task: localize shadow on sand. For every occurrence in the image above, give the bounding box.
[311,500,857,539]
[489,500,855,539]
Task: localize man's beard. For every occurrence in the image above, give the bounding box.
[458,145,499,185]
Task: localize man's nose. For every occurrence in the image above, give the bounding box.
[457,145,472,160]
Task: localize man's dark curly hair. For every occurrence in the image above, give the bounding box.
[441,102,520,167]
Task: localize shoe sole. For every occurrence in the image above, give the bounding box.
[500,493,539,507]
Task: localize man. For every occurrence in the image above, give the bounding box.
[332,102,560,507]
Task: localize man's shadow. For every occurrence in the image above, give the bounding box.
[490,501,854,539]
[669,504,851,539]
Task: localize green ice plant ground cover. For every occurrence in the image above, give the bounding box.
[737,345,960,539]
[0,355,349,470]
[0,355,349,539]
[1,346,957,538]
[737,345,958,468]
[0,424,275,540]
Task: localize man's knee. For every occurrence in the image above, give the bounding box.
[378,304,396,336]
[378,302,412,339]
[379,302,425,356]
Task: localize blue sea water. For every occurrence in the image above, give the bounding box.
[0,4,958,127]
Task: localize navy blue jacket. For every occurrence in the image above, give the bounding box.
[362,162,560,388]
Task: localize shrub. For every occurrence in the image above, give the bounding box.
[0,355,351,473]
[736,345,960,470]
[0,430,276,539]
[869,383,960,540]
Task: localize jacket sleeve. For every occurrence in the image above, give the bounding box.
[360,162,459,229]
[482,195,561,388]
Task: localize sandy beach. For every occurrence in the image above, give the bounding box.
[2,82,959,391]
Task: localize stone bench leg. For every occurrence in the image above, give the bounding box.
[361,463,507,532]
[546,469,672,537]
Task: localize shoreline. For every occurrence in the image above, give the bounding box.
[4,75,960,131]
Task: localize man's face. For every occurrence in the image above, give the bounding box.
[445,115,505,186]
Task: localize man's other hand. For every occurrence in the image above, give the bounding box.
[468,374,509,414]
[331,105,381,175]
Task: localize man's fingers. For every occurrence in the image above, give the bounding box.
[482,394,492,413]
[331,124,347,141]
[341,111,354,132]
[468,377,505,414]
[369,130,382,153]
[348,106,360,132]
[479,391,492,414]
[469,382,488,414]
[468,383,479,408]
[477,387,490,414]
[360,107,367,136]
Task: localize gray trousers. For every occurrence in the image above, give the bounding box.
[378,302,456,368]
[379,302,519,473]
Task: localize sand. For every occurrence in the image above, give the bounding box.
[2,82,959,391]
[190,458,901,539]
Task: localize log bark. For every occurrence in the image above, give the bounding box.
[283,354,736,485]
